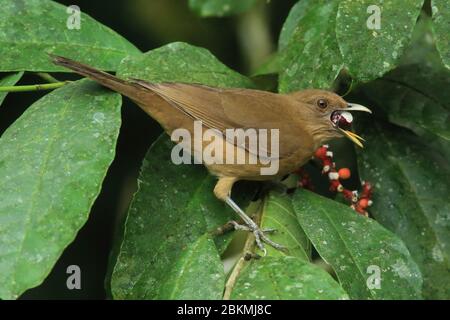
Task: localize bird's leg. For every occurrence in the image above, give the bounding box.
[224,196,286,254]
[227,221,276,234]
[214,177,286,254]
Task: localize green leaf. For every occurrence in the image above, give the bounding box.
[399,13,443,68]
[279,0,343,93]
[118,42,254,88]
[0,72,23,106]
[278,0,316,50]
[293,189,423,299]
[336,0,424,82]
[0,0,140,72]
[110,135,253,299]
[188,0,257,17]
[251,54,280,77]
[360,64,450,141]
[432,0,450,69]
[0,80,122,299]
[231,256,349,299]
[157,234,225,299]
[260,191,311,260]
[357,122,450,299]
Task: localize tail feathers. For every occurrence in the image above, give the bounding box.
[50,54,142,101]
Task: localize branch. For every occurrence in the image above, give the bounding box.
[223,200,263,299]
[36,72,60,83]
[0,81,69,93]
[236,0,274,73]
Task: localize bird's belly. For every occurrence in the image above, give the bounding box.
[203,138,314,181]
[168,123,315,181]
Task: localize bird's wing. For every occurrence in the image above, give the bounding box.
[132,81,312,159]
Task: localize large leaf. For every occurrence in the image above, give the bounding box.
[432,0,450,69]
[231,256,349,299]
[118,42,254,88]
[399,13,443,68]
[359,64,450,142]
[110,136,247,299]
[251,54,280,76]
[336,0,424,82]
[0,72,23,106]
[0,80,122,299]
[293,189,423,299]
[260,190,311,260]
[278,0,315,51]
[157,234,225,299]
[357,122,450,299]
[279,0,343,93]
[188,0,257,17]
[0,0,140,72]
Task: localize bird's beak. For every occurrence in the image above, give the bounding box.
[338,128,365,148]
[346,103,372,114]
[331,103,371,148]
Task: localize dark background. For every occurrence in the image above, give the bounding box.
[0,0,298,299]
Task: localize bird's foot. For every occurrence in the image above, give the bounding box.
[229,220,287,255]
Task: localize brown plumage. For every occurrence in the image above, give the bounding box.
[51,55,371,253]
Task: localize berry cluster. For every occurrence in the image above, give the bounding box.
[296,167,313,190]
[303,144,373,216]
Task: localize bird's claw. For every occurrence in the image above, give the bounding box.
[228,220,287,254]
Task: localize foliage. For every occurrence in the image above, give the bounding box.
[0,0,448,300]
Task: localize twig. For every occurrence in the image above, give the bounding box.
[0,81,69,93]
[223,200,263,300]
[236,0,274,73]
[36,72,60,83]
[211,218,246,237]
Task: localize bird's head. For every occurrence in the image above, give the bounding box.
[289,89,371,148]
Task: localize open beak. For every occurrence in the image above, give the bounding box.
[346,103,372,114]
[338,128,366,148]
[331,103,371,148]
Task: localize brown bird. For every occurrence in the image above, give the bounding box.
[51,55,371,253]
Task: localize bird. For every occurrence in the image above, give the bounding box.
[51,55,371,254]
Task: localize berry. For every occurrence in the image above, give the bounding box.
[338,168,351,180]
[355,205,366,215]
[343,189,353,200]
[315,146,328,159]
[359,198,369,209]
[329,180,340,192]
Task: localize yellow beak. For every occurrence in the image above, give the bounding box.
[339,103,371,148]
[339,128,366,148]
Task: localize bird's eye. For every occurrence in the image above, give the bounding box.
[317,99,328,109]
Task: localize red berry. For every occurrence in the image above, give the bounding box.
[338,168,351,180]
[315,147,328,159]
[329,180,340,192]
[343,189,353,200]
[362,182,373,195]
[359,198,369,209]
[355,206,366,214]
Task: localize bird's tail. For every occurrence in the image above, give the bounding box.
[50,54,144,102]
